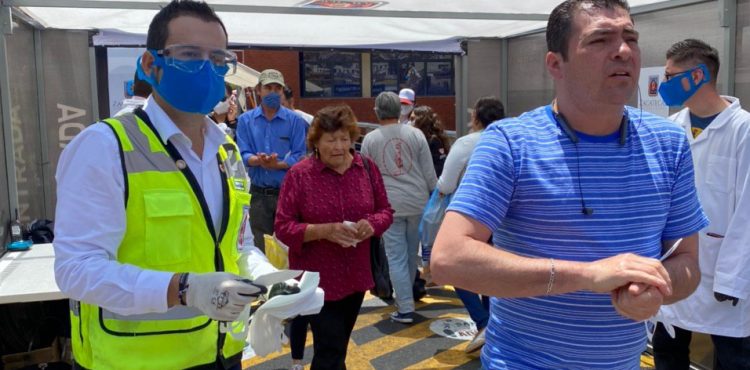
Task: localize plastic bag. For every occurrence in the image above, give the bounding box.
[263,234,289,269]
[419,189,453,247]
[249,271,324,357]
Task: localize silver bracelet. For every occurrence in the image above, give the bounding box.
[546,258,556,295]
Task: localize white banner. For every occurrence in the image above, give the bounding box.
[107,48,146,117]
[638,66,669,117]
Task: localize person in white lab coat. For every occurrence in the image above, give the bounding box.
[653,39,750,370]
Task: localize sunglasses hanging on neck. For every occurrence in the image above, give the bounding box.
[551,101,629,216]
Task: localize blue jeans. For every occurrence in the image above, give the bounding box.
[455,288,490,330]
[382,214,421,313]
[421,244,432,265]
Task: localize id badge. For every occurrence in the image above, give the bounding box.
[237,204,251,253]
[222,144,249,191]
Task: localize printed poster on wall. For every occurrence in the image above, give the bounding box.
[638,66,669,117]
[108,48,147,116]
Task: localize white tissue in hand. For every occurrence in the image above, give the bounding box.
[343,221,360,247]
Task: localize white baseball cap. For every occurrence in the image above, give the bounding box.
[399,88,415,105]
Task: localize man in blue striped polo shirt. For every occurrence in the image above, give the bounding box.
[431,1,708,369]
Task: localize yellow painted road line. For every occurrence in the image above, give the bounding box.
[419,295,462,306]
[242,304,408,367]
[640,352,655,367]
[404,341,478,370]
[345,312,468,369]
[353,305,393,331]
[242,291,464,369]
[241,330,310,367]
[355,295,462,331]
[341,344,376,370]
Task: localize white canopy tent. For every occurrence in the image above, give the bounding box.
[0,0,739,226]
[11,0,707,52]
[225,62,260,88]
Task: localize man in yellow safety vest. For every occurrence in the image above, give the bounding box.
[53,1,280,369]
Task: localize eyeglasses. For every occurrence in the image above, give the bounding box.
[663,65,701,82]
[153,44,238,76]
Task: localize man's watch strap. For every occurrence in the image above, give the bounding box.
[178,273,190,306]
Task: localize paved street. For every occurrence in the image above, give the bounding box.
[243,288,481,369]
[243,287,658,370]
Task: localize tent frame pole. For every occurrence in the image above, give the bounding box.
[0,4,18,220]
[33,28,52,218]
[719,0,736,96]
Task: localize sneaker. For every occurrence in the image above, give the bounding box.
[465,327,486,353]
[290,364,304,370]
[390,311,414,324]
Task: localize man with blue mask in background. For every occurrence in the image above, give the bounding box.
[53,1,287,369]
[653,38,750,370]
[236,69,308,252]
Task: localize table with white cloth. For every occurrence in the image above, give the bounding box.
[0,243,65,304]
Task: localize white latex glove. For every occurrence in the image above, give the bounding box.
[186,272,264,321]
[224,279,301,341]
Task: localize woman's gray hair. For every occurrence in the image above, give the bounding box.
[374,91,401,120]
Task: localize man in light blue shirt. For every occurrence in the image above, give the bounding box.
[431,1,707,369]
[236,69,307,251]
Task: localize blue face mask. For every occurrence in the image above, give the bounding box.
[137,51,227,114]
[262,92,281,110]
[658,63,710,107]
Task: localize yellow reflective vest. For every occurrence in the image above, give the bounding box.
[69,111,251,370]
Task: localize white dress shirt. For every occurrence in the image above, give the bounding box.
[54,96,274,316]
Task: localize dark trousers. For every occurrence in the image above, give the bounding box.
[652,323,750,370]
[249,190,278,252]
[290,315,310,360]
[302,291,365,370]
[455,288,490,330]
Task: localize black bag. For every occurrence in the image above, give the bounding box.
[369,237,393,299]
[413,270,427,301]
[362,157,394,300]
[26,219,54,244]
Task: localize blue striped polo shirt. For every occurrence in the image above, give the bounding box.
[448,105,708,370]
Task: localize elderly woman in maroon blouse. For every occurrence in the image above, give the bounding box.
[275,104,393,370]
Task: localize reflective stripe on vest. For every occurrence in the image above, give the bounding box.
[69,112,249,370]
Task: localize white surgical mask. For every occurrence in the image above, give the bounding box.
[213,100,230,115]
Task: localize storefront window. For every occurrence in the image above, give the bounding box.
[301,51,362,97]
[371,52,454,96]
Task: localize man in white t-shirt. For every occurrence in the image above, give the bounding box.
[361,91,437,324]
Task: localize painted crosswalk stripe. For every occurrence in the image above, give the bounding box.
[242,289,658,369]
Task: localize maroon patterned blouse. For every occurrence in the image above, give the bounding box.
[274,152,394,301]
